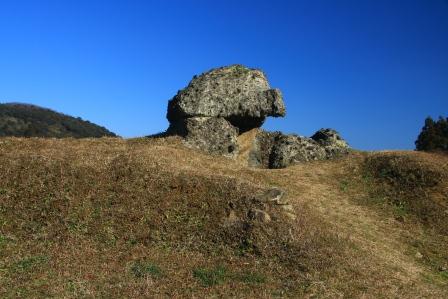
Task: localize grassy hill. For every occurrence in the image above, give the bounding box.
[0,103,116,138]
[0,132,447,298]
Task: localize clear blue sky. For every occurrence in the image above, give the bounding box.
[0,0,447,150]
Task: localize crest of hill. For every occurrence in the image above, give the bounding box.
[0,137,447,297]
[0,102,117,138]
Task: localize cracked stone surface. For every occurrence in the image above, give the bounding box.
[249,129,350,169]
[168,117,238,158]
[167,64,285,132]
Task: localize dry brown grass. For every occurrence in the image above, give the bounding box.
[361,151,448,234]
[0,137,447,298]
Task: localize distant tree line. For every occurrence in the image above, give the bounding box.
[415,116,448,152]
[0,103,117,138]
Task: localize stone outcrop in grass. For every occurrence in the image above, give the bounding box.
[167,64,285,133]
[164,64,350,167]
[168,117,239,158]
[249,129,349,169]
[311,128,350,157]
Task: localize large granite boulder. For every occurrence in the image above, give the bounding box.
[167,65,285,132]
[162,64,350,165]
[168,117,238,158]
[249,129,350,169]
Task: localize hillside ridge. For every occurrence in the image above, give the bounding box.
[0,137,447,298]
[0,102,117,138]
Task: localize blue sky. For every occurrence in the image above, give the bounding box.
[0,0,447,150]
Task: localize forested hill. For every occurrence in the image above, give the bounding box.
[0,103,117,138]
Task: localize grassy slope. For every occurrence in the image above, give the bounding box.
[0,134,447,298]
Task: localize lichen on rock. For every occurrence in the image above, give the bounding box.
[168,117,238,158]
[248,130,282,168]
[311,128,350,158]
[162,64,350,167]
[167,64,285,133]
[269,134,327,169]
[249,129,350,169]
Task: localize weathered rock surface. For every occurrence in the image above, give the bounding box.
[162,64,350,165]
[249,129,350,169]
[248,130,282,168]
[252,187,297,220]
[168,117,238,158]
[255,188,287,205]
[311,128,350,157]
[270,134,327,169]
[221,186,296,228]
[248,209,272,223]
[167,65,285,132]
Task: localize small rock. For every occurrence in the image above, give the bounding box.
[222,210,240,227]
[281,204,295,213]
[280,205,296,220]
[255,188,288,205]
[438,266,447,272]
[415,252,423,259]
[395,215,405,223]
[284,212,297,221]
[248,209,271,223]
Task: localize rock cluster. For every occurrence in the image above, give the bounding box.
[249,129,349,169]
[166,65,285,157]
[164,64,350,168]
